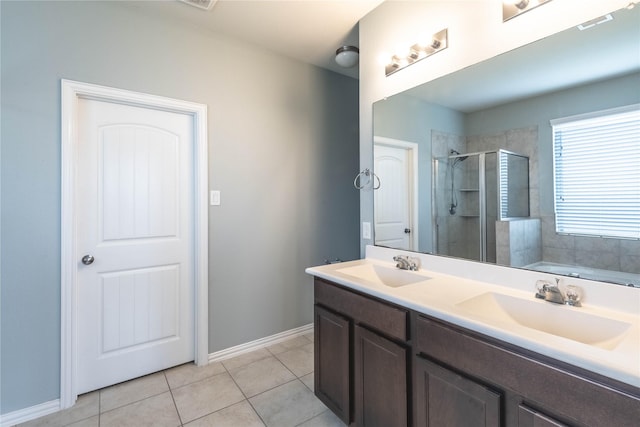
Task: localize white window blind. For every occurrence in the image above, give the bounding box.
[551,105,640,240]
[499,152,509,219]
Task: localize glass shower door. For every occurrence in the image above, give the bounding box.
[434,153,483,261]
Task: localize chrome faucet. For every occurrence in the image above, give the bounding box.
[393,255,420,271]
[535,279,582,307]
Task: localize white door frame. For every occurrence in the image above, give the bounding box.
[373,136,419,250]
[60,79,209,408]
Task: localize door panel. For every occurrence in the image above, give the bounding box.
[374,144,412,250]
[101,265,179,353]
[314,305,351,425]
[101,125,178,240]
[354,325,408,427]
[415,356,501,427]
[518,405,568,427]
[77,98,194,394]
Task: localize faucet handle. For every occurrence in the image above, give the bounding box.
[535,279,552,299]
[564,285,582,307]
[393,255,420,271]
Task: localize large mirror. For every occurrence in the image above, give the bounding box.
[373,4,640,287]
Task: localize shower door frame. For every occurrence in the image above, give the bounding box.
[433,151,490,262]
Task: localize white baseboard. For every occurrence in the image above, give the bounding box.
[209,323,314,363]
[0,399,60,427]
[1,324,314,426]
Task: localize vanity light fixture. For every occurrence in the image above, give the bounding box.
[502,0,551,22]
[385,29,448,77]
[335,46,360,68]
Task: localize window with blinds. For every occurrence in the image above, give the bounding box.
[551,104,640,240]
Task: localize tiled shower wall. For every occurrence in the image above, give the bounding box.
[541,216,640,274]
[496,218,542,267]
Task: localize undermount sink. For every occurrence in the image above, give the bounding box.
[456,292,632,350]
[336,263,431,288]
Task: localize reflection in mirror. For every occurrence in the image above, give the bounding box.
[433,149,530,264]
[373,5,640,287]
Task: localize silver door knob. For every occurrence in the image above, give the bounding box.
[81,255,95,265]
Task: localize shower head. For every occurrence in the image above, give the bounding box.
[449,149,468,165]
[451,155,468,166]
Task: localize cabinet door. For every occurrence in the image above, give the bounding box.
[314,305,351,424]
[518,405,568,427]
[415,356,501,427]
[354,324,408,427]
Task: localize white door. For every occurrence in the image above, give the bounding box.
[374,144,413,250]
[76,98,195,394]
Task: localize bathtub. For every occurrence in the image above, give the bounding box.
[524,261,639,288]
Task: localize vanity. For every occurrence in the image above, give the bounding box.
[306,246,640,427]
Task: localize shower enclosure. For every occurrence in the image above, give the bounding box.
[433,149,530,263]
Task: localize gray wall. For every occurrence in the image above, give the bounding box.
[0,1,359,414]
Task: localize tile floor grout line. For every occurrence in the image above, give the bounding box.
[163,370,184,427]
[178,364,264,426]
[98,372,170,415]
[245,397,269,427]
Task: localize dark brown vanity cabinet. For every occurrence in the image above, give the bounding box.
[414,356,501,426]
[314,278,410,427]
[313,277,640,427]
[414,314,640,427]
[354,324,408,427]
[314,305,350,424]
[517,405,568,427]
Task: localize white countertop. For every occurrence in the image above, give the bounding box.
[306,246,640,388]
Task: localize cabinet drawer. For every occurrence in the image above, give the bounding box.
[314,278,408,341]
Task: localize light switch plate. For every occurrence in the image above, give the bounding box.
[210,190,221,206]
[362,222,372,240]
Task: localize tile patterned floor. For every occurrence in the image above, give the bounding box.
[18,332,346,427]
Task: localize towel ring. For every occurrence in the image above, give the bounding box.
[353,168,381,190]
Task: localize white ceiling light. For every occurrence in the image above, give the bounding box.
[335,46,359,68]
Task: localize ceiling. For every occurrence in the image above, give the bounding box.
[124,0,385,79]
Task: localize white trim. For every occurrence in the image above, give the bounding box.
[373,136,420,251]
[60,79,208,409]
[209,323,314,363]
[549,103,640,126]
[0,399,60,427]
